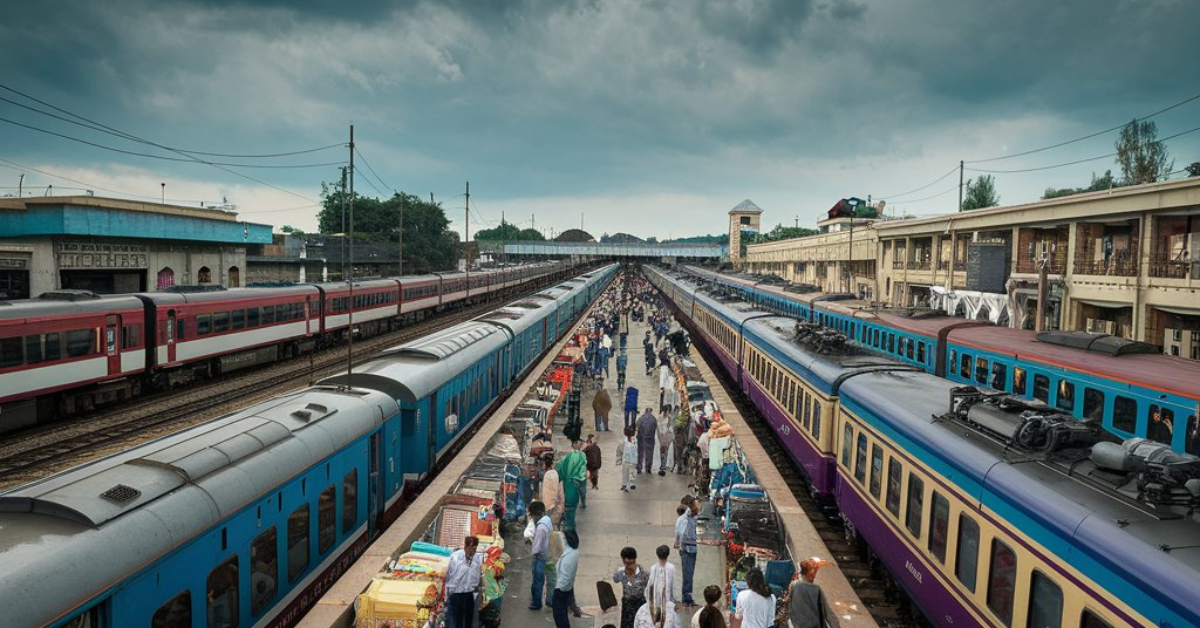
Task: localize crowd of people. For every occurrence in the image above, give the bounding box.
[443,266,831,628]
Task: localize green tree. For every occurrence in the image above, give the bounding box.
[1041,170,1117,200]
[759,224,819,242]
[317,184,460,273]
[1115,119,1173,185]
[1186,161,1200,177]
[962,174,1000,210]
[474,220,543,241]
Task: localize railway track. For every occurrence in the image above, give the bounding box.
[0,276,575,489]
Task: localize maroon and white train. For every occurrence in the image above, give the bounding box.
[0,262,575,432]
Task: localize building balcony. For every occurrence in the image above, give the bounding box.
[1150,255,1194,279]
[1015,255,1066,275]
[907,260,932,270]
[1073,257,1137,276]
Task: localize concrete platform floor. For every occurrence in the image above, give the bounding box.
[500,311,725,627]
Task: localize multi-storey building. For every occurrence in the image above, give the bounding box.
[745,178,1200,356]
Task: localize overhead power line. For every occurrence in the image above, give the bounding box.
[965,90,1200,164]
[876,164,959,201]
[966,124,1200,174]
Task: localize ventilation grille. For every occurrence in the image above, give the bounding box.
[101,484,142,503]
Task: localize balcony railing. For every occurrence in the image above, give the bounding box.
[1073,257,1137,276]
[1150,255,1195,279]
[892,259,905,270]
[1015,255,1067,274]
[906,260,932,271]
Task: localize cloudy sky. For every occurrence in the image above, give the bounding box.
[1,0,1198,240]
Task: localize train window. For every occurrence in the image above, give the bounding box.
[151,590,191,628]
[788,381,796,416]
[342,469,358,533]
[1148,405,1175,445]
[960,353,972,378]
[66,329,96,358]
[1028,571,1063,628]
[198,314,212,335]
[1113,396,1137,433]
[885,458,902,516]
[1079,610,1114,628]
[214,312,230,333]
[841,424,853,468]
[1012,367,1026,395]
[248,308,260,327]
[975,358,988,384]
[906,339,914,360]
[263,306,276,324]
[251,527,278,614]
[1082,389,1104,421]
[232,309,245,330]
[955,515,980,592]
[812,401,821,439]
[318,486,336,553]
[45,333,61,361]
[917,342,926,364]
[888,333,896,353]
[122,324,141,349]
[905,474,924,537]
[802,395,811,430]
[928,492,949,563]
[949,349,957,373]
[854,433,868,484]
[1056,381,1075,412]
[991,363,1007,390]
[23,335,42,364]
[869,444,883,498]
[288,504,310,582]
[987,539,1017,626]
[1033,375,1050,403]
[206,556,239,628]
[0,337,21,367]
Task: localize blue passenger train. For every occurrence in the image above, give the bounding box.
[680,266,1200,455]
[0,264,617,628]
[648,265,1200,628]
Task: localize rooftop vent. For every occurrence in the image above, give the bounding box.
[100,484,142,503]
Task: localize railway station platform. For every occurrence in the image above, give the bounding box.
[498,313,724,627]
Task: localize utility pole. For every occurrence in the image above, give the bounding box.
[794,215,798,228]
[1035,256,1048,333]
[403,195,408,276]
[347,124,355,379]
[340,167,348,281]
[464,181,470,281]
[17,173,23,198]
[958,160,964,212]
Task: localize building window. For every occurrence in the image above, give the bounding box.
[156,267,175,290]
[229,266,240,288]
[198,266,212,284]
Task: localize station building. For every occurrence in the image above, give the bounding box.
[0,196,272,298]
[743,177,1200,358]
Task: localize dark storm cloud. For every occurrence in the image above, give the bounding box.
[1,0,1198,236]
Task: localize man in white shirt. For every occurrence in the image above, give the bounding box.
[445,536,482,628]
[552,530,581,628]
[674,495,700,606]
[648,544,677,604]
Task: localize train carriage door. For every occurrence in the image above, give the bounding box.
[427,392,439,475]
[105,314,120,375]
[165,309,177,364]
[368,431,383,535]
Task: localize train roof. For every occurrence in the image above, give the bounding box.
[0,293,144,321]
[475,303,545,336]
[0,386,396,628]
[840,369,1200,626]
[949,324,1200,399]
[140,284,319,305]
[308,279,401,292]
[322,320,510,403]
[742,315,908,386]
